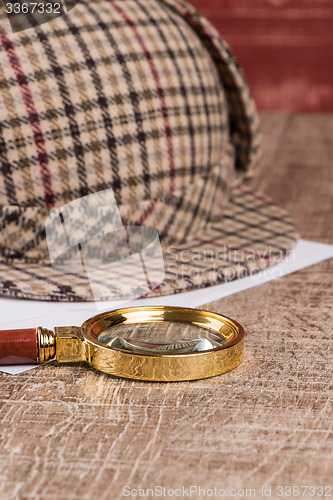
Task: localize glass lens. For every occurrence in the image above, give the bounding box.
[97,321,227,354]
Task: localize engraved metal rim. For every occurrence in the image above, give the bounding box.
[80,306,244,358]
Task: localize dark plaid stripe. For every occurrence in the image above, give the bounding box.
[0,159,224,237]
[138,0,196,179]
[110,0,176,193]
[1,108,222,149]
[0,81,211,120]
[85,1,151,200]
[159,0,217,179]
[137,0,198,237]
[35,28,89,199]
[0,26,55,208]
[0,122,17,204]
[0,47,211,95]
[1,92,222,138]
[0,261,86,301]
[62,15,122,203]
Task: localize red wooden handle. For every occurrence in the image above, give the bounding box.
[0,328,38,365]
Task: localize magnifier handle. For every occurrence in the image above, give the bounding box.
[0,328,39,365]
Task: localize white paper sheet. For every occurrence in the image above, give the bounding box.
[1,239,333,374]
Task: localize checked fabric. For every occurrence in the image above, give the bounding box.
[0,0,299,300]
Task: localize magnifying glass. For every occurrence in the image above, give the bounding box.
[0,306,244,381]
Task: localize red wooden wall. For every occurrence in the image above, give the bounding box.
[190,0,333,112]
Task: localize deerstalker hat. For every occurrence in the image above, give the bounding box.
[0,0,299,301]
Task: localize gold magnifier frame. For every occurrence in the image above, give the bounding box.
[39,306,244,381]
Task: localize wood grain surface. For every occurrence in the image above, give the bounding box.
[0,114,332,499]
[191,0,333,112]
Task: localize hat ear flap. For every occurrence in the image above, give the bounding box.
[161,0,261,178]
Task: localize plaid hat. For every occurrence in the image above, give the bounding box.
[0,0,299,301]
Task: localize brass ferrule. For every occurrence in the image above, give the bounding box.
[37,327,56,363]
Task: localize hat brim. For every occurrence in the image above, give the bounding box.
[0,186,299,301]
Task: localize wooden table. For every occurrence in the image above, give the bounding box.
[191,0,333,113]
[0,113,332,500]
